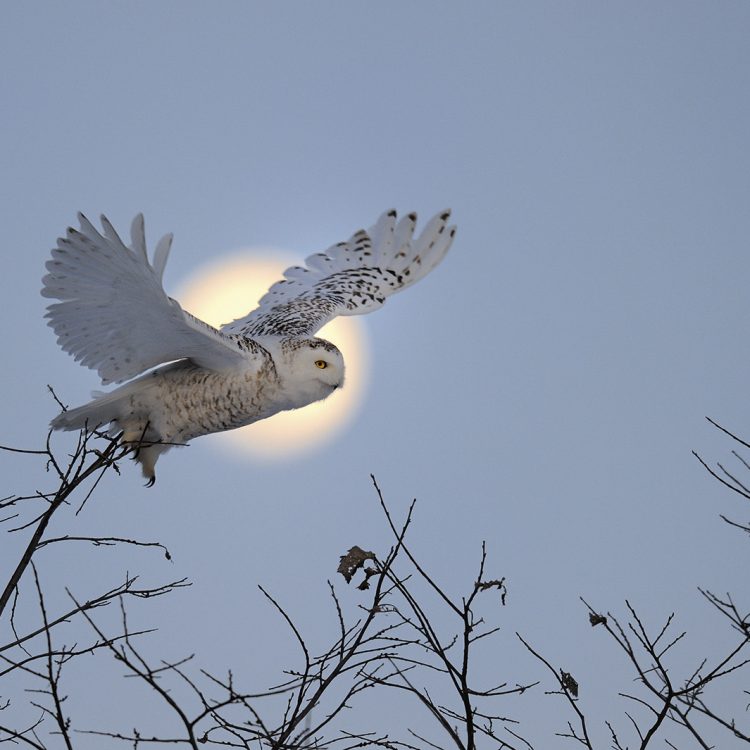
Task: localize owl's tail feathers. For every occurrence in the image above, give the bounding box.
[50,391,163,486]
[50,390,125,434]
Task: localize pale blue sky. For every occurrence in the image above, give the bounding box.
[2,2,750,746]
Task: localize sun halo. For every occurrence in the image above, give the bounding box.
[175,250,370,461]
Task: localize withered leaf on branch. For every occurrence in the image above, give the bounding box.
[560,670,579,697]
[476,577,507,605]
[358,566,379,590]
[589,611,607,627]
[337,545,376,584]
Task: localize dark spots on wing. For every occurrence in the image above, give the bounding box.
[233,211,452,336]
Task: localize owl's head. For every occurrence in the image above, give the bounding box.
[278,337,345,405]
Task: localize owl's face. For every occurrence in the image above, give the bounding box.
[277,337,345,408]
[298,339,345,389]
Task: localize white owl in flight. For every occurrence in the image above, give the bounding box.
[42,209,456,484]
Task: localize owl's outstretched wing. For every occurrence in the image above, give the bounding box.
[223,209,456,338]
[43,214,251,385]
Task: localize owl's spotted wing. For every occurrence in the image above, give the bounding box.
[223,209,456,338]
[43,214,251,385]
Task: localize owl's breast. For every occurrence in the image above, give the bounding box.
[141,360,284,441]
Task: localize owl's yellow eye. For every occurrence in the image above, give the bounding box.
[314,359,328,369]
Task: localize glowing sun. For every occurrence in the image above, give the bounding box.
[175,250,370,461]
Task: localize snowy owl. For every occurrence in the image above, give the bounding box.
[42,209,456,484]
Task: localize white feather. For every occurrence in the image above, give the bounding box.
[42,214,251,384]
[224,209,456,337]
